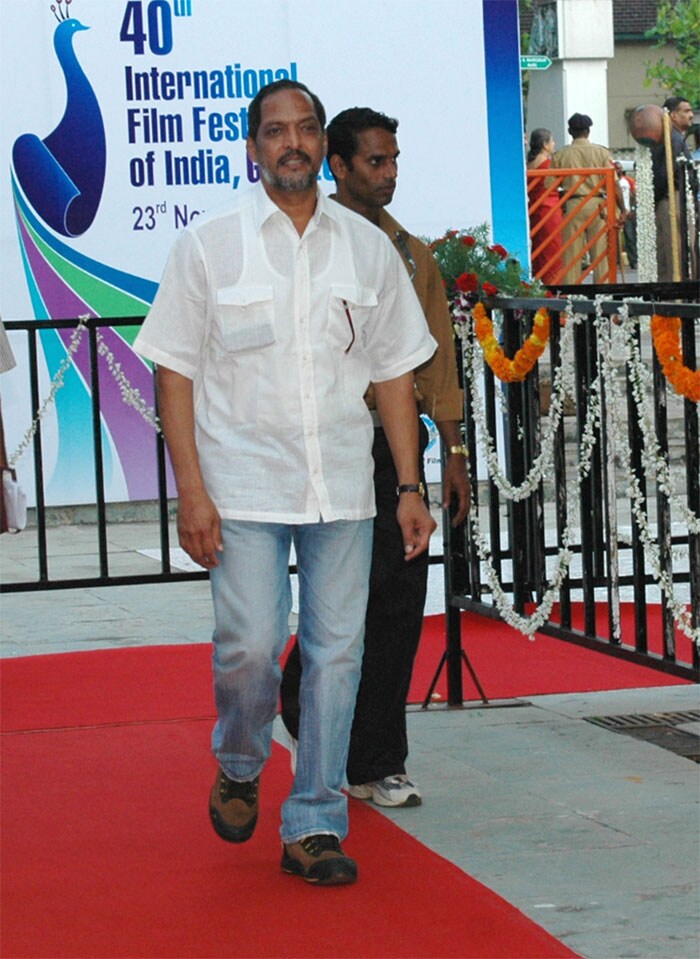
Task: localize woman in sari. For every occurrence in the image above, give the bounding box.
[527,128,564,284]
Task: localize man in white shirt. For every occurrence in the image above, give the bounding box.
[134,80,436,886]
[614,161,637,271]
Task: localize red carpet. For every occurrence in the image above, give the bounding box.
[414,606,692,704]
[0,610,690,738]
[1,649,580,959]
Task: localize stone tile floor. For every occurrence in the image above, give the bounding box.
[1,521,699,958]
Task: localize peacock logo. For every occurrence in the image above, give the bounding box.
[12,0,106,237]
[8,1,164,505]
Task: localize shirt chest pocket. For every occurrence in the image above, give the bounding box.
[329,284,378,353]
[216,285,275,353]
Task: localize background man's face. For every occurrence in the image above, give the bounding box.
[671,101,694,132]
[338,128,399,213]
[247,89,326,193]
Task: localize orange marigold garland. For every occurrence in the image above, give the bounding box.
[473,302,550,382]
[650,315,700,403]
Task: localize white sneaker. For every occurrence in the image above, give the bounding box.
[347,775,422,807]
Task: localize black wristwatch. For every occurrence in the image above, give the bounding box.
[396,482,426,497]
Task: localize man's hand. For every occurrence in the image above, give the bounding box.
[442,455,471,526]
[397,494,437,561]
[155,366,223,570]
[177,488,223,570]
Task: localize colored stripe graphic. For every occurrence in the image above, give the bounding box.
[482,0,530,269]
[12,177,172,502]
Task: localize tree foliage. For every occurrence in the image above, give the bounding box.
[644,0,700,103]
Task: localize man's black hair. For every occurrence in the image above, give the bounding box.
[663,96,692,114]
[327,108,399,173]
[247,79,326,141]
[567,112,593,135]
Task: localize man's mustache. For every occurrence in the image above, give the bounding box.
[278,149,312,167]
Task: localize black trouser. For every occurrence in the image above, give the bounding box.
[623,216,637,269]
[280,420,430,784]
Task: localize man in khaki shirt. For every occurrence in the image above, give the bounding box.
[282,107,470,808]
[552,113,626,284]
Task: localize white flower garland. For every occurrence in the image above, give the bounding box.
[457,299,587,500]
[622,471,699,644]
[574,368,604,484]
[10,317,161,469]
[683,163,698,278]
[635,145,657,283]
[9,316,89,469]
[456,300,579,633]
[684,168,697,238]
[594,303,622,640]
[458,295,699,645]
[95,331,160,431]
[468,511,573,637]
[591,299,698,644]
[617,304,700,534]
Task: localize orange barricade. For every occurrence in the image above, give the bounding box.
[527,166,618,285]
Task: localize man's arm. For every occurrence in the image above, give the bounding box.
[413,252,470,527]
[156,366,222,569]
[609,159,628,223]
[434,419,471,526]
[374,371,436,560]
[614,180,628,222]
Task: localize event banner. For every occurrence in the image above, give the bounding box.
[0,0,523,505]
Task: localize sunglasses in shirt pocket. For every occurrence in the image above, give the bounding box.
[216,285,276,353]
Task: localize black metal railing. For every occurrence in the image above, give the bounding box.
[440,288,699,699]
[3,304,699,691]
[1,316,204,591]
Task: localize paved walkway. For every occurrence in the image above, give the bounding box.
[1,521,699,959]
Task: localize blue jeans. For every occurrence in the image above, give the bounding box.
[209,517,373,843]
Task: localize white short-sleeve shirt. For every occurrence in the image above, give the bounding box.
[135,185,436,523]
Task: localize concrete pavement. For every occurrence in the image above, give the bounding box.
[1,519,699,959]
